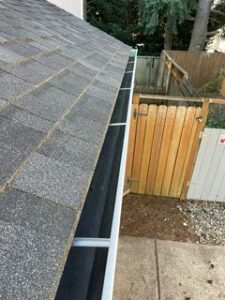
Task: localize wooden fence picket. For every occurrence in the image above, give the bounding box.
[124,103,139,191]
[138,105,158,194]
[145,105,167,194]
[176,107,201,197]
[161,106,186,196]
[154,106,177,195]
[169,106,196,197]
[130,104,148,192]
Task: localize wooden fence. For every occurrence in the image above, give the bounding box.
[187,128,225,202]
[125,94,209,198]
[157,51,196,97]
[165,50,225,89]
[135,56,159,92]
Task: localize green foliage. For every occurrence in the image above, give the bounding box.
[87,0,140,47]
[87,0,199,54]
[87,0,225,54]
[207,105,225,129]
[199,68,225,129]
[140,0,196,35]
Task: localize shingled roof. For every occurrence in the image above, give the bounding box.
[0,0,130,299]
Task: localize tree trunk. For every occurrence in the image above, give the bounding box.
[189,0,213,51]
[164,15,173,50]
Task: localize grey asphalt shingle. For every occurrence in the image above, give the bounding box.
[0,105,53,133]
[15,84,76,121]
[13,152,90,209]
[68,62,98,80]
[59,113,106,145]
[1,59,54,84]
[0,116,44,185]
[0,0,131,298]
[38,129,99,171]
[0,98,7,109]
[0,70,32,100]
[0,116,44,154]
[0,188,76,242]
[75,93,113,125]
[34,50,74,71]
[48,70,91,96]
[0,212,75,300]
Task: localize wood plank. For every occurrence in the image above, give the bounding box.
[130,104,149,193]
[181,100,209,199]
[124,103,139,191]
[169,107,196,197]
[165,62,172,93]
[157,52,166,89]
[201,129,224,201]
[140,94,225,105]
[161,106,187,196]
[163,50,189,78]
[145,105,167,195]
[209,145,225,202]
[176,107,201,197]
[133,93,140,104]
[194,128,219,200]
[138,105,158,194]
[153,106,177,195]
[186,128,210,200]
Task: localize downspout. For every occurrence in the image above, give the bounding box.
[101,48,138,300]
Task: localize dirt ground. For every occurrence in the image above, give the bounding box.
[120,193,225,246]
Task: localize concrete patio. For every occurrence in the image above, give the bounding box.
[114,236,225,300]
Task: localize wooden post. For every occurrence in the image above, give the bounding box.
[165,61,172,93]
[156,52,166,90]
[124,94,140,191]
[181,99,209,199]
[133,93,140,104]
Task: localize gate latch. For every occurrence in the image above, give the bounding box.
[196,116,203,122]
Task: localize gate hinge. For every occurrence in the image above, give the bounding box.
[127,178,139,183]
[133,109,148,119]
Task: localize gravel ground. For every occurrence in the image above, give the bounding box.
[121,194,225,246]
[180,200,225,246]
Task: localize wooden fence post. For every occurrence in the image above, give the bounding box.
[124,94,140,192]
[181,99,210,200]
[157,51,166,90]
[165,61,172,93]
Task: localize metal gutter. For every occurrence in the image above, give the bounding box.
[101,49,138,300]
[73,238,110,248]
[56,50,137,300]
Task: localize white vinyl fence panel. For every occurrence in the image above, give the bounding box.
[187,128,225,202]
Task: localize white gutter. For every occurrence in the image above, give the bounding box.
[73,237,110,248]
[101,49,138,300]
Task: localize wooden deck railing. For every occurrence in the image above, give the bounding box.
[157,51,197,97]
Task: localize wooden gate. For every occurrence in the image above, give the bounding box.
[125,95,209,198]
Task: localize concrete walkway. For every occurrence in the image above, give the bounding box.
[114,236,225,300]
